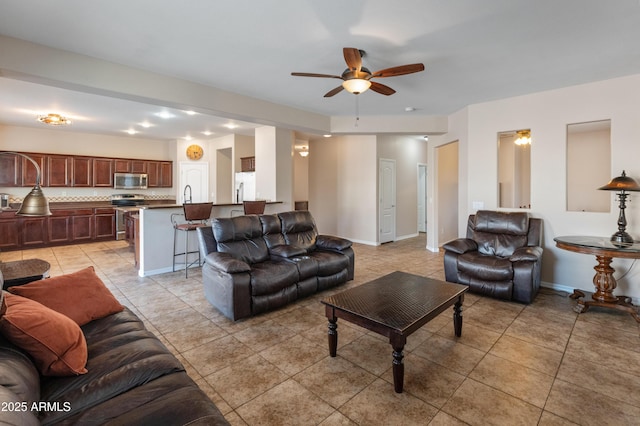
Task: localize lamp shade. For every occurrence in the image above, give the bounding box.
[16,185,51,216]
[598,170,640,192]
[0,152,52,216]
[342,79,372,94]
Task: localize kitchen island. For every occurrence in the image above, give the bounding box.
[137,201,284,277]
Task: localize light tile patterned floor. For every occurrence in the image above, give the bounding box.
[3,237,640,425]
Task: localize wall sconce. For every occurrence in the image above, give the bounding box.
[298,147,309,157]
[0,152,52,216]
[514,130,531,145]
[598,170,640,246]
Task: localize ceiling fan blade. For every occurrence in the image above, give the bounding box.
[371,63,425,78]
[343,47,362,72]
[324,86,345,97]
[291,72,342,79]
[369,81,396,96]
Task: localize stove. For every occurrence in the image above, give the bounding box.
[110,193,145,207]
[111,194,145,240]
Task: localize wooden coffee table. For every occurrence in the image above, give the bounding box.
[321,271,468,393]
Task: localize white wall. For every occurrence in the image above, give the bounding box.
[448,73,640,300]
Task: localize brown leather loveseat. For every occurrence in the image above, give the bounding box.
[0,269,228,426]
[197,210,354,320]
[443,210,543,304]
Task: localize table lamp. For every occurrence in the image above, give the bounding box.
[598,170,640,246]
[0,152,52,216]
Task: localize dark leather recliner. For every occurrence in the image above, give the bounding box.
[443,210,543,304]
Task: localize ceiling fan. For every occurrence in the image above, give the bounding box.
[291,47,425,97]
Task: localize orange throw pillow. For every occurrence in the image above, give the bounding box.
[10,266,123,326]
[0,292,88,376]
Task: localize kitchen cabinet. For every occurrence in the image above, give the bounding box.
[159,161,172,187]
[94,208,115,239]
[93,158,114,187]
[47,155,72,187]
[72,157,92,187]
[0,213,20,250]
[48,215,71,243]
[1,151,172,189]
[0,153,20,187]
[20,153,47,187]
[21,217,47,247]
[131,160,147,173]
[146,161,160,187]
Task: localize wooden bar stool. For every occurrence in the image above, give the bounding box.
[243,200,266,214]
[171,202,212,277]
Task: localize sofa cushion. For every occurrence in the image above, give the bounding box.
[472,211,529,257]
[37,308,226,425]
[212,216,270,264]
[278,211,318,251]
[249,260,299,297]
[9,266,123,326]
[0,292,88,376]
[457,253,513,281]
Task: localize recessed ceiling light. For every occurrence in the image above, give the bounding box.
[202,131,213,136]
[323,134,332,138]
[184,110,197,115]
[405,107,416,112]
[154,111,175,119]
[224,123,238,129]
[183,135,193,141]
[125,129,138,135]
[138,121,153,128]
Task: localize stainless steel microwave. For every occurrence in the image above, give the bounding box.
[113,173,148,189]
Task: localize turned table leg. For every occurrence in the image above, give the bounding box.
[592,255,618,303]
[453,295,464,337]
[327,318,337,357]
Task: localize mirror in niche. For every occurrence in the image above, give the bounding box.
[566,119,611,212]
[498,129,531,209]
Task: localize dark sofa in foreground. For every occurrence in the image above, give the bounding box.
[0,267,228,426]
[197,210,354,321]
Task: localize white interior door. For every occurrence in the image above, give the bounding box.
[379,159,396,244]
[179,162,209,203]
[418,164,427,233]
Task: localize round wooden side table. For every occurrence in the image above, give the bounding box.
[554,235,640,322]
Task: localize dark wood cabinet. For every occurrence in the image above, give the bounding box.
[21,217,47,247]
[48,215,71,243]
[71,214,93,241]
[2,151,172,189]
[146,161,160,187]
[47,155,72,187]
[72,157,92,187]
[241,156,255,172]
[0,153,20,187]
[160,161,173,187]
[131,160,147,173]
[20,153,47,187]
[114,159,131,173]
[94,208,115,239]
[93,158,114,187]
[0,213,20,250]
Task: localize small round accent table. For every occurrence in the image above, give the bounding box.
[554,235,640,322]
[0,258,51,289]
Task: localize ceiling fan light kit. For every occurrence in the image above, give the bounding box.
[292,47,425,98]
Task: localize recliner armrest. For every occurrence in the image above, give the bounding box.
[316,235,352,251]
[443,238,477,254]
[269,245,307,258]
[203,252,251,273]
[510,246,543,262]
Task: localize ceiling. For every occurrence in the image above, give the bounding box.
[1,1,640,141]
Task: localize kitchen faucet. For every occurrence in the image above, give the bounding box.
[183,185,192,204]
